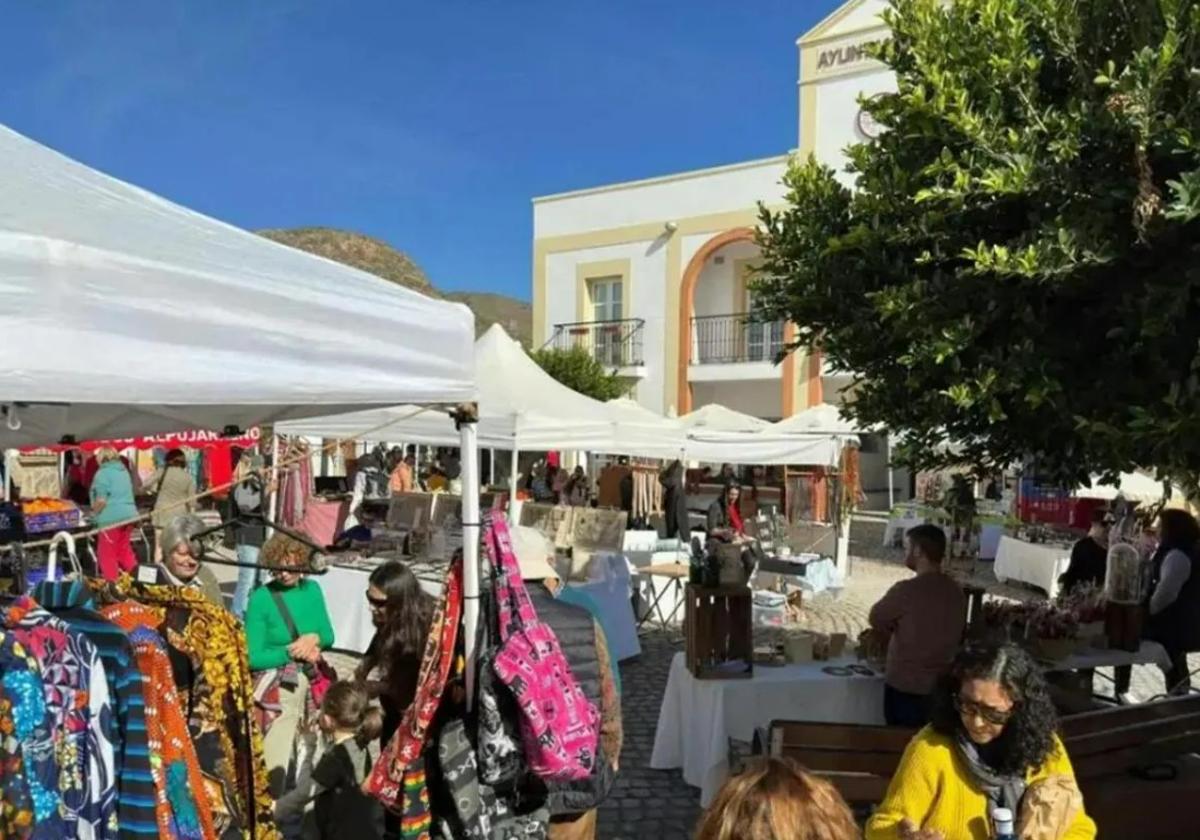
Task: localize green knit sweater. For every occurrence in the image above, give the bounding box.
[245,579,335,671]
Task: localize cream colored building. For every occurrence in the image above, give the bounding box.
[531,0,900,499]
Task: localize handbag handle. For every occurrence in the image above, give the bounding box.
[485,514,541,640]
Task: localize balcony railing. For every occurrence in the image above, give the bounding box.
[691,313,786,364]
[545,318,645,367]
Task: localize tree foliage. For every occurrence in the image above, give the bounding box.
[528,346,629,401]
[755,0,1200,485]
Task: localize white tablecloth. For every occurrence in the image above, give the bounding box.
[650,652,885,805]
[994,536,1072,598]
[318,560,445,654]
[1048,640,1171,672]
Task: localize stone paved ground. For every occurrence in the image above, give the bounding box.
[239,519,1198,838]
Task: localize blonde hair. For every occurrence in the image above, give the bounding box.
[95,446,121,464]
[694,757,859,840]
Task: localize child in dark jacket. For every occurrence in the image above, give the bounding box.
[274,681,385,840]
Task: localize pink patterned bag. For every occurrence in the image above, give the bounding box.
[485,514,600,782]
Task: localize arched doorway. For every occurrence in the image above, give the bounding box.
[675,228,800,416]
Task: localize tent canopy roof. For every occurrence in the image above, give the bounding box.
[678,404,771,433]
[278,325,620,450]
[772,403,864,436]
[0,124,475,448]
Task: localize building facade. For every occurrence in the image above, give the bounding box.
[532,1,893,427]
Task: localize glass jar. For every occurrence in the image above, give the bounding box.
[1105,541,1149,604]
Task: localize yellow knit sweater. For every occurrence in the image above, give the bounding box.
[865,727,1096,840]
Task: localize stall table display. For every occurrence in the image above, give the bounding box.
[650,651,885,805]
[994,535,1073,598]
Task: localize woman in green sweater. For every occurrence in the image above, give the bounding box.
[246,532,335,795]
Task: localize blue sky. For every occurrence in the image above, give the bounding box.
[0,1,841,300]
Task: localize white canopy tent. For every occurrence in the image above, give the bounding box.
[1079,471,1178,504]
[277,324,619,452]
[677,403,772,433]
[0,124,474,447]
[0,123,485,700]
[771,403,863,436]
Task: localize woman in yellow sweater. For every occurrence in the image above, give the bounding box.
[866,643,1096,840]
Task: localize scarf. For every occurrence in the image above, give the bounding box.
[727,502,745,535]
[955,732,1027,815]
[366,556,462,812]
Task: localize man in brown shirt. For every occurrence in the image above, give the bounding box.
[868,524,966,726]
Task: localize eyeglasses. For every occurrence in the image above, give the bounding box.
[954,694,1014,726]
[366,593,388,609]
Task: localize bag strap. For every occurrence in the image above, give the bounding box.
[487,515,540,636]
[269,587,302,642]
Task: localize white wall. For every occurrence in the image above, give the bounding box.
[692,380,782,421]
[692,240,760,318]
[533,157,789,238]
[813,70,897,186]
[543,239,668,412]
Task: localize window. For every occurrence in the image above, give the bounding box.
[590,276,623,322]
[589,276,624,365]
[744,288,784,362]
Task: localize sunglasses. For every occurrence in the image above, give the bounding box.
[366,593,388,609]
[954,694,1014,726]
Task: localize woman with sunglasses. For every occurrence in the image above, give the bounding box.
[354,562,434,748]
[867,643,1095,840]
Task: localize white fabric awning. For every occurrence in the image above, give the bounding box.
[0,124,475,448]
[1079,472,1176,503]
[678,404,772,433]
[278,325,622,451]
[771,403,864,436]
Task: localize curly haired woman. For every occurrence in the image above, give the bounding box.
[866,643,1095,840]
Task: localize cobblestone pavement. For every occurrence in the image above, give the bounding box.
[266,519,1199,838]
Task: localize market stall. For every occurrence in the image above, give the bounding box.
[994,534,1073,598]
[0,120,481,837]
[650,651,886,806]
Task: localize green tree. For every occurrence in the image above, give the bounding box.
[529,346,629,401]
[755,0,1200,486]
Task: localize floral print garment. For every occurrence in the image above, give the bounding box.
[0,681,35,840]
[3,596,118,839]
[99,602,217,840]
[0,631,66,840]
[107,580,280,840]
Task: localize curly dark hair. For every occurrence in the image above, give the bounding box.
[930,642,1059,776]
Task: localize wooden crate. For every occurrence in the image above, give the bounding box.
[685,583,753,680]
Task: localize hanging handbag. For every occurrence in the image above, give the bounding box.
[475,562,526,788]
[485,513,600,782]
[269,588,337,706]
[436,717,549,840]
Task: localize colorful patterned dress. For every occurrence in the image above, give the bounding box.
[3,596,118,838]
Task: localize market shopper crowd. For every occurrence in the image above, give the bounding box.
[12,440,1200,840]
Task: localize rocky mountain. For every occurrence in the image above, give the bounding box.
[258,226,532,345]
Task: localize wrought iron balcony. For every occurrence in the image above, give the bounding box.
[545,318,645,367]
[691,313,786,364]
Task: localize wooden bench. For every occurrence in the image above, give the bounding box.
[762,695,1200,834]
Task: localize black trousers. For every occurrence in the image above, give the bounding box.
[884,684,931,728]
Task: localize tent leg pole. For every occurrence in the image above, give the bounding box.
[459,418,480,711]
[509,447,520,522]
[2,449,11,502]
[266,433,281,539]
[886,434,895,510]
